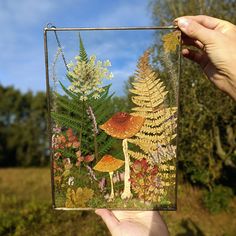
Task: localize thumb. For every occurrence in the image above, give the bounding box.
[95,209,119,233]
[176,17,215,45]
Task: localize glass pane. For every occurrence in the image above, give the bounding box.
[45,27,180,210]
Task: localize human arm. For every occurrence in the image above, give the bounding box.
[174,15,236,101]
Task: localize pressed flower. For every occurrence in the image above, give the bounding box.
[84,154,94,163]
[67,53,113,101]
[72,141,80,148]
[68,176,75,186]
[63,158,73,170]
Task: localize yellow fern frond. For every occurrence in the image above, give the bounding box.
[160,173,176,179]
[135,132,175,145]
[140,121,175,134]
[128,150,147,160]
[128,50,177,178]
[159,164,176,171]
[128,138,156,153]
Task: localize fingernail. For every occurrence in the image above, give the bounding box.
[178,18,189,29]
[173,19,178,26]
[95,209,100,215]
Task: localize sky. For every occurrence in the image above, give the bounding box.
[0,0,154,95]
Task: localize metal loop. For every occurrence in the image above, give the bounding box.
[47,23,56,29]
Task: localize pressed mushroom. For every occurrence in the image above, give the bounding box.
[100,112,145,199]
[93,155,124,201]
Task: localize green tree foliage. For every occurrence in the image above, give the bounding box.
[0,85,48,166]
[149,0,236,189]
[202,185,234,213]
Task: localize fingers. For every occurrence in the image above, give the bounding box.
[176,15,222,29]
[95,209,119,232]
[175,17,215,45]
[182,35,204,49]
[112,210,149,221]
[182,48,209,70]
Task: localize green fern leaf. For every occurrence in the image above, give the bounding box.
[56,96,84,118]
[59,81,78,100]
[79,33,88,63]
[51,112,81,133]
[98,138,116,157]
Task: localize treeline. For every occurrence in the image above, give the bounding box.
[0,85,129,167]
[0,85,48,166]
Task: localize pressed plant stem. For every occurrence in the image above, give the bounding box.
[93,131,98,161]
[79,100,84,146]
[89,106,98,161]
[121,138,132,199]
[109,171,114,201]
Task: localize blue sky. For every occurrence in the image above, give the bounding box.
[0,0,153,94]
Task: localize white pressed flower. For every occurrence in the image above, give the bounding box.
[68,176,75,186]
[103,68,108,73]
[90,55,96,61]
[80,95,88,101]
[68,85,74,90]
[104,60,111,67]
[74,88,81,93]
[108,72,113,79]
[67,52,113,100]
[92,93,100,99]
[97,87,105,93]
[97,60,102,67]
[67,61,74,68]
[72,81,78,85]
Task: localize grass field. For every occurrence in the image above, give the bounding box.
[0,168,235,236]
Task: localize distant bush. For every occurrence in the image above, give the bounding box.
[203,185,234,214]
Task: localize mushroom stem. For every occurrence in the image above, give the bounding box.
[109,171,114,201]
[121,138,132,199]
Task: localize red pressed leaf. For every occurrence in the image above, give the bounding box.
[84,155,94,162]
[66,128,74,138]
[72,141,80,149]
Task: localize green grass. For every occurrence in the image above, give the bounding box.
[0,168,236,236]
[0,168,107,236]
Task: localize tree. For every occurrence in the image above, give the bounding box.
[0,85,48,166]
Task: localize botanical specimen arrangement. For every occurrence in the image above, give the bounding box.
[47,30,180,210]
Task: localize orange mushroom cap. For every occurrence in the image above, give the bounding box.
[93,155,124,173]
[99,112,145,139]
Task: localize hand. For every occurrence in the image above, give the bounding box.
[95,209,169,236]
[174,15,236,101]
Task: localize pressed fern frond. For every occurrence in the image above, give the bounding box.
[51,113,82,134]
[128,150,147,160]
[79,33,88,63]
[58,149,77,160]
[52,86,114,156]
[129,51,177,158]
[128,138,156,154]
[59,81,78,100]
[98,138,116,157]
[56,95,83,118]
[51,36,115,159]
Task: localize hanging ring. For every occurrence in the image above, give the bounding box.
[46,23,56,29]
